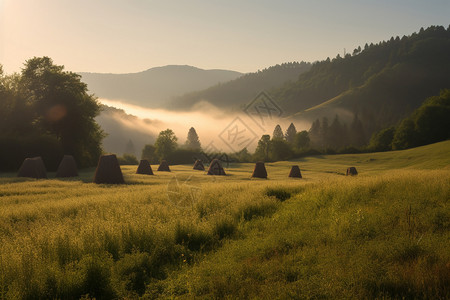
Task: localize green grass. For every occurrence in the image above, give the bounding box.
[0,141,449,299]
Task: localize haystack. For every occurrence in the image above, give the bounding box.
[346,167,358,176]
[288,165,302,178]
[252,161,267,178]
[17,157,47,179]
[94,154,125,184]
[157,160,171,172]
[136,159,154,175]
[193,159,205,171]
[56,155,78,178]
[207,159,226,175]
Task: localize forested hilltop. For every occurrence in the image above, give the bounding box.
[274,25,450,135]
[168,62,311,110]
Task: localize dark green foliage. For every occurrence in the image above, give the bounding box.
[117,154,138,165]
[392,89,450,150]
[293,130,310,149]
[170,62,311,110]
[124,139,136,156]
[254,135,271,161]
[269,139,292,161]
[154,129,178,160]
[0,57,104,169]
[274,26,450,140]
[0,135,63,171]
[229,147,252,162]
[284,123,297,143]
[185,127,201,150]
[369,127,395,152]
[166,148,200,165]
[141,144,158,164]
[272,125,284,140]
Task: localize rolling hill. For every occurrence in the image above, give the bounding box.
[79,65,242,108]
[167,62,311,110]
[275,25,450,133]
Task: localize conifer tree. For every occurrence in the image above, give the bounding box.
[185,127,201,150]
[285,123,297,144]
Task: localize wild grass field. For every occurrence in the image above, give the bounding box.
[0,141,449,299]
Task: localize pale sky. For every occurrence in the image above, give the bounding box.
[1,0,449,74]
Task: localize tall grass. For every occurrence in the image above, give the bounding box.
[0,141,449,298]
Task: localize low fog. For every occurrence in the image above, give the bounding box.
[97,98,310,157]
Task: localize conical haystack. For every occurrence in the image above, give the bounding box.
[18,157,47,179]
[136,159,154,175]
[94,154,125,184]
[56,155,78,178]
[157,160,171,172]
[193,159,205,171]
[288,165,302,178]
[252,161,267,178]
[346,167,358,176]
[207,159,226,175]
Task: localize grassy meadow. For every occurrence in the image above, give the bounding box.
[0,141,449,299]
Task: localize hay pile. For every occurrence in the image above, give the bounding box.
[288,165,302,178]
[157,160,171,172]
[346,167,358,176]
[207,159,226,175]
[18,157,47,179]
[252,161,267,178]
[93,154,125,184]
[136,160,154,175]
[193,159,205,171]
[56,155,78,178]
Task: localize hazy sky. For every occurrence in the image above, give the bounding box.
[1,0,449,74]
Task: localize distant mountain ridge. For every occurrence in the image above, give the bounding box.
[168,62,312,110]
[79,65,242,108]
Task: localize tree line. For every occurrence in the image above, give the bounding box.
[139,89,449,164]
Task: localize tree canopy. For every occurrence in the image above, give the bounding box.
[0,57,104,169]
[154,129,178,160]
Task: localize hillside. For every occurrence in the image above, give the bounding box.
[275,26,450,134]
[79,65,242,108]
[167,62,311,110]
[95,105,156,157]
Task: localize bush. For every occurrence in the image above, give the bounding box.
[0,135,63,171]
[118,154,138,165]
[166,148,200,165]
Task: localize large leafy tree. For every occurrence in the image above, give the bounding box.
[1,57,104,167]
[294,130,310,149]
[254,134,271,161]
[155,129,178,160]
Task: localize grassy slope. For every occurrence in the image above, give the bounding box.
[0,141,449,299]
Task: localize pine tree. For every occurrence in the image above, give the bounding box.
[185,127,201,150]
[285,123,297,144]
[308,118,321,148]
[320,117,329,148]
[124,139,136,156]
[272,125,284,140]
